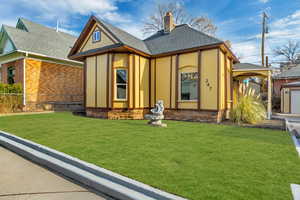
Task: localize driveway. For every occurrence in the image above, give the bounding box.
[0,146,114,200]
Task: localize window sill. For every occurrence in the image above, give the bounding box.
[114,99,127,102]
[178,100,198,103]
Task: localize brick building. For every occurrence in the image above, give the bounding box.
[273,65,300,96]
[0,18,83,111]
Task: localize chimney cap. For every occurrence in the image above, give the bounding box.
[166,11,172,16]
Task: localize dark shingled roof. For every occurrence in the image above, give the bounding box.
[2,18,77,60]
[275,65,300,79]
[282,81,300,87]
[233,63,267,70]
[99,20,151,54]
[91,17,223,56]
[144,24,223,55]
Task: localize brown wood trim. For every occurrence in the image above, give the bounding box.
[133,55,136,108]
[217,49,220,110]
[169,56,172,109]
[93,17,122,44]
[224,53,228,110]
[175,54,179,109]
[84,60,87,108]
[127,53,131,108]
[95,56,98,107]
[154,59,157,104]
[71,42,226,62]
[106,54,110,109]
[69,44,123,60]
[69,16,121,58]
[197,50,202,110]
[149,59,152,108]
[123,45,150,58]
[79,25,118,53]
[139,56,141,108]
[111,53,115,108]
[69,17,96,57]
[230,59,234,109]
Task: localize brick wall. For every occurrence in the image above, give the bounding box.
[273,78,300,96]
[25,58,83,105]
[0,59,24,85]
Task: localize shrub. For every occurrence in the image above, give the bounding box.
[0,83,23,113]
[230,84,266,124]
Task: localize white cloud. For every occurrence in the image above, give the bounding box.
[119,23,145,39]
[259,0,269,3]
[230,9,300,65]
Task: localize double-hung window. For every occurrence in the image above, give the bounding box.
[180,72,198,101]
[92,30,101,42]
[116,69,127,100]
[7,67,16,84]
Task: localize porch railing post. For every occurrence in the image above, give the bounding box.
[267,70,272,119]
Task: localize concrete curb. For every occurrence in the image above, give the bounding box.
[291,184,300,200]
[0,130,187,200]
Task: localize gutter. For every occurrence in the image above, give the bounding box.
[16,50,83,66]
[23,52,28,106]
[0,50,83,66]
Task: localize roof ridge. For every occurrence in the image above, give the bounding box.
[19,18,77,38]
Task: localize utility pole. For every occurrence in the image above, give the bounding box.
[56,20,59,32]
[261,12,269,67]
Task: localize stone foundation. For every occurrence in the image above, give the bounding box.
[86,108,149,120]
[86,108,225,122]
[164,109,224,123]
[24,102,84,112]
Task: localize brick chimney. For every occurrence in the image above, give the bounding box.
[164,12,175,33]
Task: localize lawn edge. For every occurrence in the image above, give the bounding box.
[0,130,187,200]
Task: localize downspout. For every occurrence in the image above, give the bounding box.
[23,52,28,106]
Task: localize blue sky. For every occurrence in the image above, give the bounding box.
[1,0,300,65]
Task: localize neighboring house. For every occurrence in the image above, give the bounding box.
[68,13,271,122]
[273,65,300,96]
[281,81,300,114]
[0,18,83,111]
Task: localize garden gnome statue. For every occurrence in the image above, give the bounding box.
[145,100,167,127]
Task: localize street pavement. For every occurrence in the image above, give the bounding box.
[0,146,114,200]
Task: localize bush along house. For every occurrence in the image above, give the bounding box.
[69,13,272,122]
[0,18,83,111]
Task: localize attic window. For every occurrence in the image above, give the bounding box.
[92,30,101,42]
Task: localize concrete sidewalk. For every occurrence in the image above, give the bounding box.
[0,146,113,200]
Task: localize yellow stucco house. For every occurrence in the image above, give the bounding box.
[68,13,272,122]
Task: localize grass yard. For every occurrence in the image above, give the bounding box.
[1,112,299,200]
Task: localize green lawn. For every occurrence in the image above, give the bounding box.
[0,112,299,200]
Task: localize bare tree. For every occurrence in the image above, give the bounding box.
[273,40,300,64]
[143,2,217,36]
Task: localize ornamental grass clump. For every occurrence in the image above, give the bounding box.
[230,84,266,124]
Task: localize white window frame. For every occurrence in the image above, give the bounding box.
[115,68,128,101]
[179,71,199,102]
[92,30,101,42]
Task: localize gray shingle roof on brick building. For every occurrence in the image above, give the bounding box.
[275,65,300,79]
[1,18,77,60]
